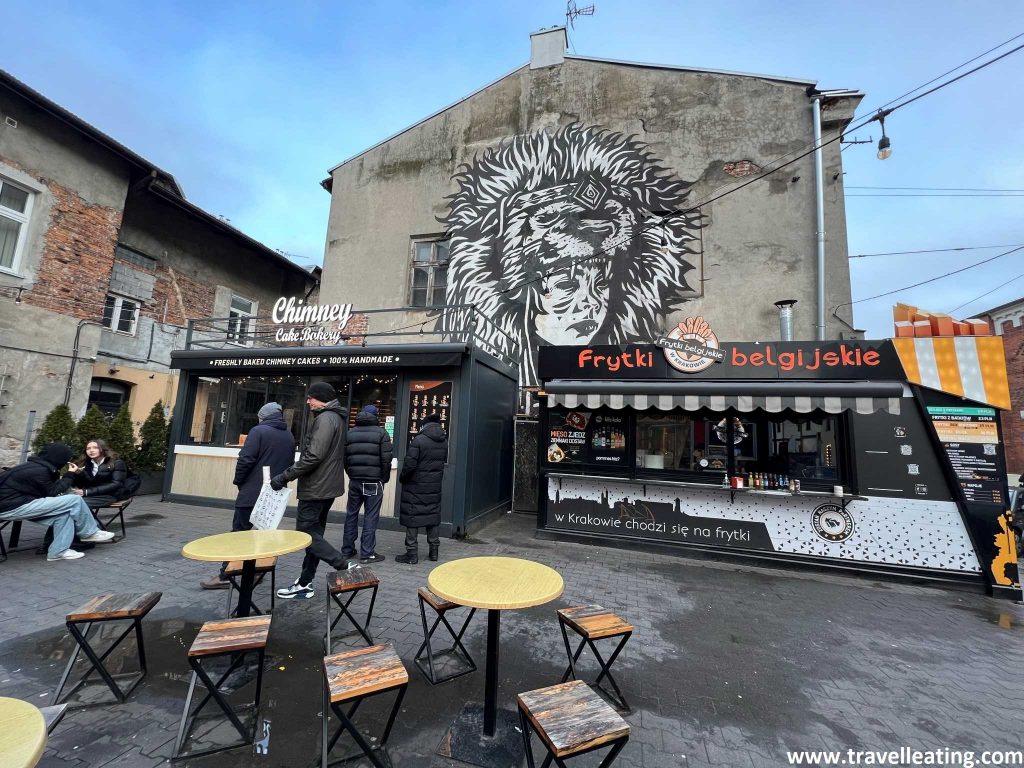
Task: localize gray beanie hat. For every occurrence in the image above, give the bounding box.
[258,402,283,421]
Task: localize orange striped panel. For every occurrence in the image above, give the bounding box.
[892,339,921,385]
[975,337,1011,410]
[931,338,964,398]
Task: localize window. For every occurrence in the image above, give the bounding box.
[101,294,139,335]
[637,413,695,472]
[768,417,841,482]
[88,378,132,417]
[227,294,255,344]
[409,239,449,307]
[0,177,32,273]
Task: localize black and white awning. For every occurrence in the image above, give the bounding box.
[544,380,904,415]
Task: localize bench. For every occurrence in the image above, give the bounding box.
[324,567,379,652]
[90,497,132,539]
[322,644,408,768]
[223,557,277,617]
[517,679,630,767]
[557,605,633,710]
[415,587,477,684]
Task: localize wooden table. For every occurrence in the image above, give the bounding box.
[0,697,46,768]
[183,530,311,617]
[429,556,563,765]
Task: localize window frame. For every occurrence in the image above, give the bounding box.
[0,176,34,276]
[226,293,256,346]
[408,237,449,308]
[101,293,140,336]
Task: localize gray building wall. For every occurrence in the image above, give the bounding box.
[322,34,860,386]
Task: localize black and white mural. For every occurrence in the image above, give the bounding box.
[438,123,703,386]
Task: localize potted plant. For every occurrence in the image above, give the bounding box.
[134,401,169,495]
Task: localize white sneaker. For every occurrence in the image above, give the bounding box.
[276,580,314,599]
[80,530,116,543]
[48,549,85,561]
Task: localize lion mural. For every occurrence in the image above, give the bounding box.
[438,123,703,386]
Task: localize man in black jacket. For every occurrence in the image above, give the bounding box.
[0,443,115,561]
[201,401,297,589]
[396,412,447,564]
[342,404,393,564]
[272,382,353,599]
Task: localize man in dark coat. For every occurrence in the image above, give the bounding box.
[0,443,115,561]
[272,382,353,598]
[201,402,297,589]
[343,404,393,564]
[396,412,447,564]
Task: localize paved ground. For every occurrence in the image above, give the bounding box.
[1,496,1022,768]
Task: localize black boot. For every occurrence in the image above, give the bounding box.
[395,552,418,564]
[428,544,439,561]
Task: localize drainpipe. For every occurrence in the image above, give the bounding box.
[64,320,102,406]
[811,95,826,341]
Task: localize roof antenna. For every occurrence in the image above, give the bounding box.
[566,0,594,28]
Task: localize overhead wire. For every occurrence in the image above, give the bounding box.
[850,243,1024,258]
[947,271,1024,316]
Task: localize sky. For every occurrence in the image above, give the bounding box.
[4,0,1023,338]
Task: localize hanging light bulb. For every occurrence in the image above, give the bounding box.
[876,114,892,160]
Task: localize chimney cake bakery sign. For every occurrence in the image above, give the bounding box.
[271,297,354,344]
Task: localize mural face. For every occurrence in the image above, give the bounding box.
[439,123,703,386]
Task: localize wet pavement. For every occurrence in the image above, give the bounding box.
[1,497,1022,767]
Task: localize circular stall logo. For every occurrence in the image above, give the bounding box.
[661,316,721,374]
[811,503,855,542]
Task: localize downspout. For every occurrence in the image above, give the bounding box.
[812,95,826,341]
[65,320,102,406]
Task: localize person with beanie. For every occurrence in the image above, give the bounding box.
[342,403,393,564]
[0,443,115,561]
[201,401,297,589]
[272,382,353,599]
[396,412,447,564]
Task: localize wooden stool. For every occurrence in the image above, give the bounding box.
[414,587,477,684]
[172,615,271,760]
[517,680,630,768]
[223,557,277,616]
[557,605,632,710]
[322,644,408,768]
[91,497,132,539]
[52,592,162,706]
[324,567,379,653]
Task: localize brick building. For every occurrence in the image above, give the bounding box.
[977,297,1024,479]
[0,70,316,466]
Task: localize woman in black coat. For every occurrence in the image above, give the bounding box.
[70,439,129,508]
[395,413,447,564]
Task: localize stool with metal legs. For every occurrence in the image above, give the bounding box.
[172,615,271,761]
[52,592,162,706]
[321,644,408,768]
[414,587,477,684]
[324,567,379,652]
[517,679,630,768]
[223,557,277,616]
[557,605,633,710]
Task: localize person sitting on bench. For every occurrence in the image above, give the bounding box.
[69,439,130,509]
[0,443,115,561]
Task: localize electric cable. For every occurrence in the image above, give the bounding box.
[850,244,1024,258]
[947,271,1024,315]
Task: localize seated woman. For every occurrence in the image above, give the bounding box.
[70,439,129,508]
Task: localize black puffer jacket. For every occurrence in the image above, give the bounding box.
[0,444,75,513]
[399,421,447,527]
[73,458,128,500]
[344,409,393,484]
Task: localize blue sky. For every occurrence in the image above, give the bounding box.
[4,0,1023,337]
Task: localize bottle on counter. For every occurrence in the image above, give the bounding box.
[794,479,801,493]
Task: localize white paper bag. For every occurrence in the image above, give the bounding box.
[249,466,291,530]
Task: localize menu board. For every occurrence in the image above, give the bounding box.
[408,380,452,442]
[927,406,1004,505]
[545,409,627,467]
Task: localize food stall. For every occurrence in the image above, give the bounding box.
[536,327,1020,598]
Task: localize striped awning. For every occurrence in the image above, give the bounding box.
[893,336,1010,410]
[545,380,903,414]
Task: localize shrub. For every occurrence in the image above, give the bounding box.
[136,401,169,471]
[107,404,137,464]
[75,405,109,455]
[31,404,78,454]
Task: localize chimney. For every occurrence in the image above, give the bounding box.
[530,27,568,69]
[774,299,798,341]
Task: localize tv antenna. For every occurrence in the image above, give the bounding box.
[566,0,594,28]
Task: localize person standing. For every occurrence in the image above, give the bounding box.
[395,412,447,564]
[272,382,352,599]
[342,404,393,564]
[0,443,115,561]
[201,402,297,590]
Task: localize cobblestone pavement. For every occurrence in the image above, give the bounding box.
[1,497,1022,767]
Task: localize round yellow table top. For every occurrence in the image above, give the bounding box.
[428,556,564,610]
[0,697,46,768]
[182,530,312,562]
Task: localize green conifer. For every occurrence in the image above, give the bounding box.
[31,404,79,454]
[136,401,169,471]
[75,405,109,455]
[107,404,137,464]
